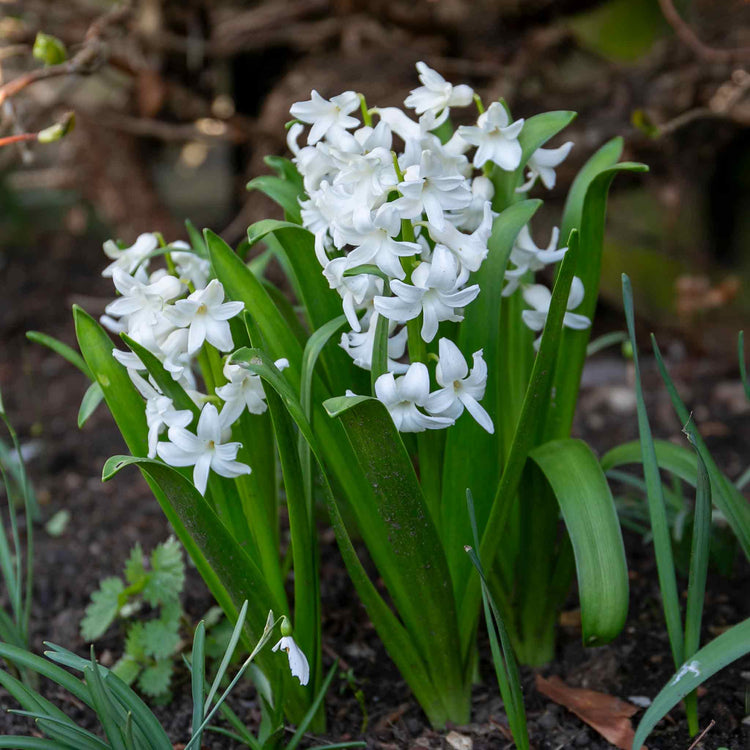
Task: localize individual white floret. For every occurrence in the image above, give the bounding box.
[290,90,361,145]
[164,279,243,355]
[102,233,158,278]
[340,311,408,373]
[216,358,288,427]
[373,245,479,343]
[156,403,251,495]
[424,339,493,433]
[104,268,183,344]
[404,62,474,119]
[374,362,454,433]
[458,102,524,171]
[516,141,573,192]
[392,149,473,230]
[337,204,421,281]
[521,276,591,349]
[171,245,212,290]
[323,257,384,331]
[451,175,495,232]
[425,201,493,273]
[503,226,568,297]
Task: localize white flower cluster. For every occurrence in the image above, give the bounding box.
[100,234,283,495]
[288,62,588,432]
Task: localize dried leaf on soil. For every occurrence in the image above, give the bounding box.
[536,674,645,750]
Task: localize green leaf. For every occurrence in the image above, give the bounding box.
[137,659,173,698]
[81,577,124,641]
[264,155,304,190]
[632,618,750,749]
[143,537,185,605]
[622,274,683,667]
[32,32,67,65]
[124,621,147,661]
[190,621,206,748]
[651,336,750,560]
[247,176,303,223]
[26,331,91,379]
[143,618,180,660]
[112,656,141,686]
[322,396,467,720]
[530,439,629,645]
[123,543,146,586]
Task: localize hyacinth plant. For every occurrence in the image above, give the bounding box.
[31,62,676,728]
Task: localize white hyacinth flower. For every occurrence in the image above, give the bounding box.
[503,225,568,297]
[404,61,474,119]
[374,362,453,433]
[425,201,493,273]
[164,279,244,355]
[340,311,409,373]
[156,403,251,495]
[102,233,158,278]
[516,141,573,193]
[458,102,524,171]
[272,633,310,686]
[290,90,360,145]
[374,245,479,343]
[521,276,591,350]
[425,339,493,433]
[323,258,384,331]
[216,358,289,427]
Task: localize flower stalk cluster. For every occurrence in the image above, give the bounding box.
[287,62,589,433]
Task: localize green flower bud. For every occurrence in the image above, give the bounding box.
[38,112,75,143]
[33,33,67,66]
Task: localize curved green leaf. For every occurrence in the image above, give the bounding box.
[77,382,104,428]
[632,617,750,750]
[247,176,302,223]
[546,160,649,440]
[530,438,629,645]
[26,331,91,379]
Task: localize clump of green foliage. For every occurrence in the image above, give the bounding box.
[81,537,185,700]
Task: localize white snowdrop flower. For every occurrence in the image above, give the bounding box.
[290,90,360,145]
[503,226,568,297]
[272,631,310,686]
[374,362,454,433]
[451,175,495,231]
[425,339,493,433]
[338,204,421,281]
[164,279,244,355]
[392,149,473,230]
[105,268,184,344]
[521,276,591,350]
[425,201,493,273]
[458,102,525,171]
[516,141,573,193]
[374,244,479,343]
[156,403,251,495]
[323,257,384,332]
[102,233,158,278]
[216,358,289,427]
[404,61,474,119]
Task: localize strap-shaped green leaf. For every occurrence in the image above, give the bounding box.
[622,274,683,667]
[547,161,649,440]
[77,382,104,428]
[206,229,304,380]
[530,438,629,645]
[26,331,91,379]
[651,336,750,560]
[247,176,303,223]
[632,617,750,750]
[442,199,542,597]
